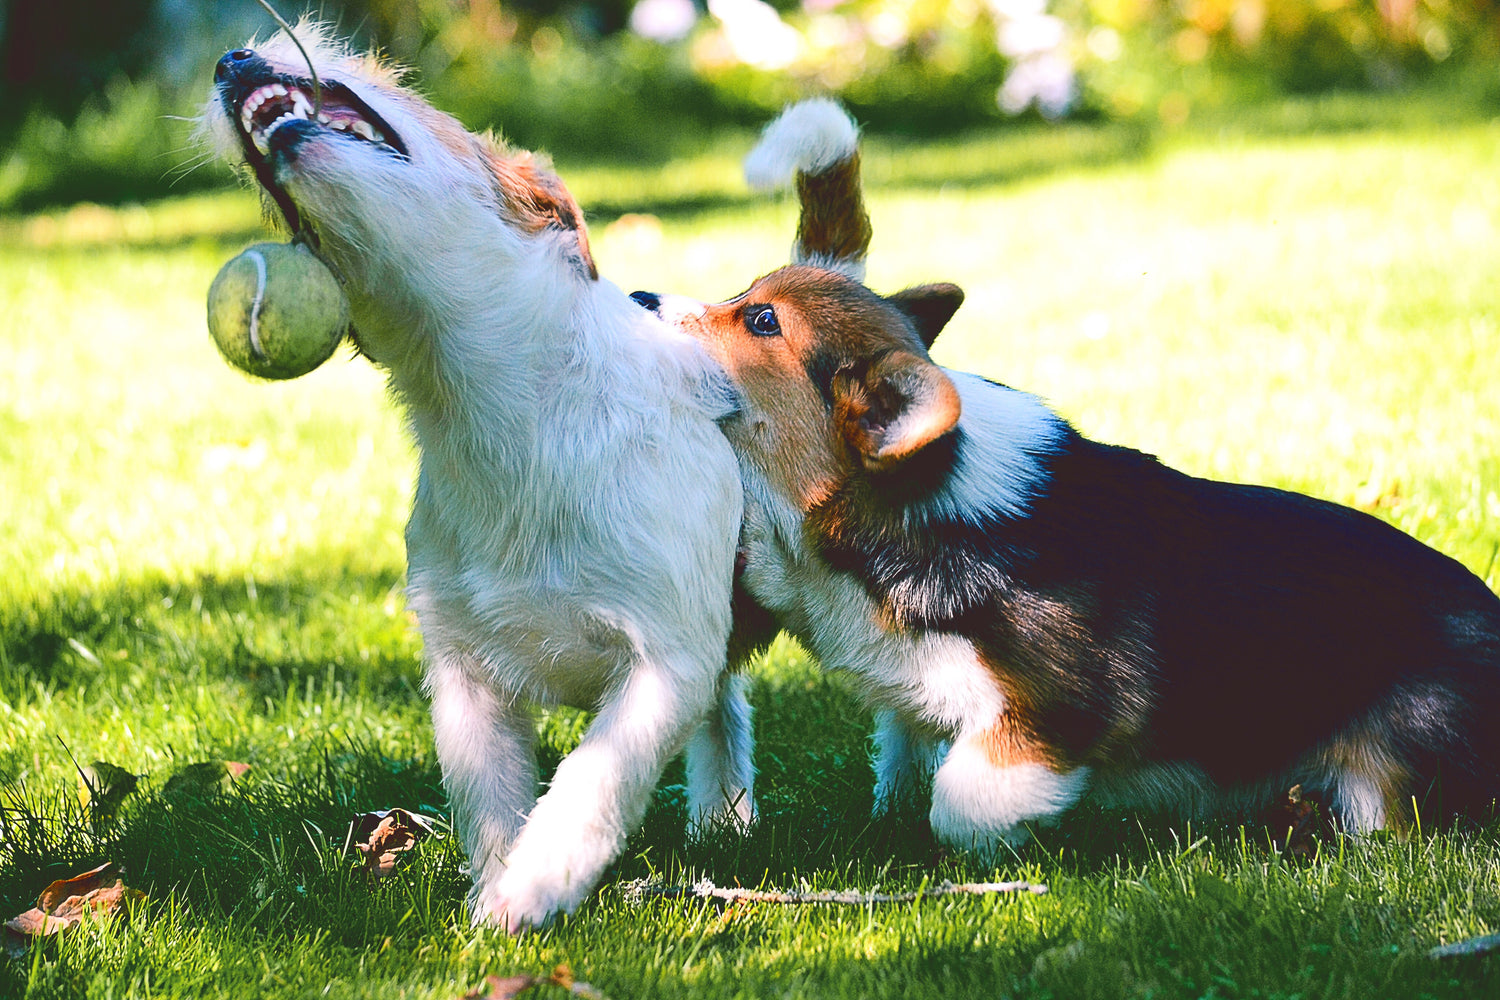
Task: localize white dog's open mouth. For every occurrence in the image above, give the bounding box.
[237,80,404,159]
[215,47,410,232]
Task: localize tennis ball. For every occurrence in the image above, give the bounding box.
[207,242,349,380]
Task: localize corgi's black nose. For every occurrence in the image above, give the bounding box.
[629,291,661,313]
[216,48,263,84]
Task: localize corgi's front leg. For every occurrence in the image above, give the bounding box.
[928,728,1091,856]
[871,708,946,816]
[684,672,757,833]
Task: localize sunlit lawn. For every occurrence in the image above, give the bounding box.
[4,91,1500,997]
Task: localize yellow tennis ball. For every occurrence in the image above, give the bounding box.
[207,242,349,380]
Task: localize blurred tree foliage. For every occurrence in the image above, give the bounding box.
[1072,0,1500,119]
[0,0,1497,210]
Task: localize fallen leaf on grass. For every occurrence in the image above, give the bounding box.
[4,862,145,951]
[161,760,250,802]
[78,760,139,827]
[345,808,440,881]
[466,975,537,999]
[463,965,610,999]
[1262,784,1333,859]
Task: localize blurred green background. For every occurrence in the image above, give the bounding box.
[7,6,1500,995]
[3,0,1500,212]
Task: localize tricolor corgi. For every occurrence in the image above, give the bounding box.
[634,102,1500,853]
[206,25,754,929]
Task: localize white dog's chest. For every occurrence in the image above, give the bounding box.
[402,353,742,709]
[404,474,632,700]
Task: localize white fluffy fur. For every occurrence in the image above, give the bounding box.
[930,751,1091,855]
[207,25,752,930]
[908,372,1067,527]
[742,97,859,191]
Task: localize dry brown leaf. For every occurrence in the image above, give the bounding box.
[464,974,539,999]
[78,761,139,827]
[5,908,72,937]
[4,862,145,944]
[36,862,117,910]
[1262,784,1334,858]
[348,808,439,881]
[161,760,249,802]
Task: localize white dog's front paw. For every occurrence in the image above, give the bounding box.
[471,869,573,934]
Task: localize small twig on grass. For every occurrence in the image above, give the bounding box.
[1428,932,1500,959]
[622,877,1048,906]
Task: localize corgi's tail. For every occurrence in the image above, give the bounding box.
[744,98,871,282]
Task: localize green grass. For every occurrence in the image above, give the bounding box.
[5,94,1500,997]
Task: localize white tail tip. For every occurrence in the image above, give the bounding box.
[743,98,859,191]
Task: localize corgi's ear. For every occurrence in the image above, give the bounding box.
[887,283,964,350]
[832,350,961,472]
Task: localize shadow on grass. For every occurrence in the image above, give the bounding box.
[0,560,420,710]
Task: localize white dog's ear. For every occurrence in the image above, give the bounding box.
[831,350,961,472]
[887,283,964,351]
[483,146,598,280]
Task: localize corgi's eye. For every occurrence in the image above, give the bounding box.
[746,306,781,337]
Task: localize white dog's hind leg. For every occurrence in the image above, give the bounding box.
[483,652,719,931]
[871,709,945,816]
[685,672,756,833]
[426,653,538,903]
[928,734,1090,857]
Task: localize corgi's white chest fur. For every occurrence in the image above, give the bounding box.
[738,485,1005,738]
[734,371,1067,737]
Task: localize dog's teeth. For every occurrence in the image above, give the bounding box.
[352,121,377,142]
[252,131,270,155]
[329,120,348,131]
[271,83,288,97]
[317,112,331,125]
[291,90,313,119]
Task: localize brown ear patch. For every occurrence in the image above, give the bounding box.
[484,147,598,280]
[832,350,961,472]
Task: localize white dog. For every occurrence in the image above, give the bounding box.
[204,25,755,930]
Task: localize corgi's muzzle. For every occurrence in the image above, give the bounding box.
[215,46,408,230]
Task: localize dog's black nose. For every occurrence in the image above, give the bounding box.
[216,48,261,83]
[630,291,661,313]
